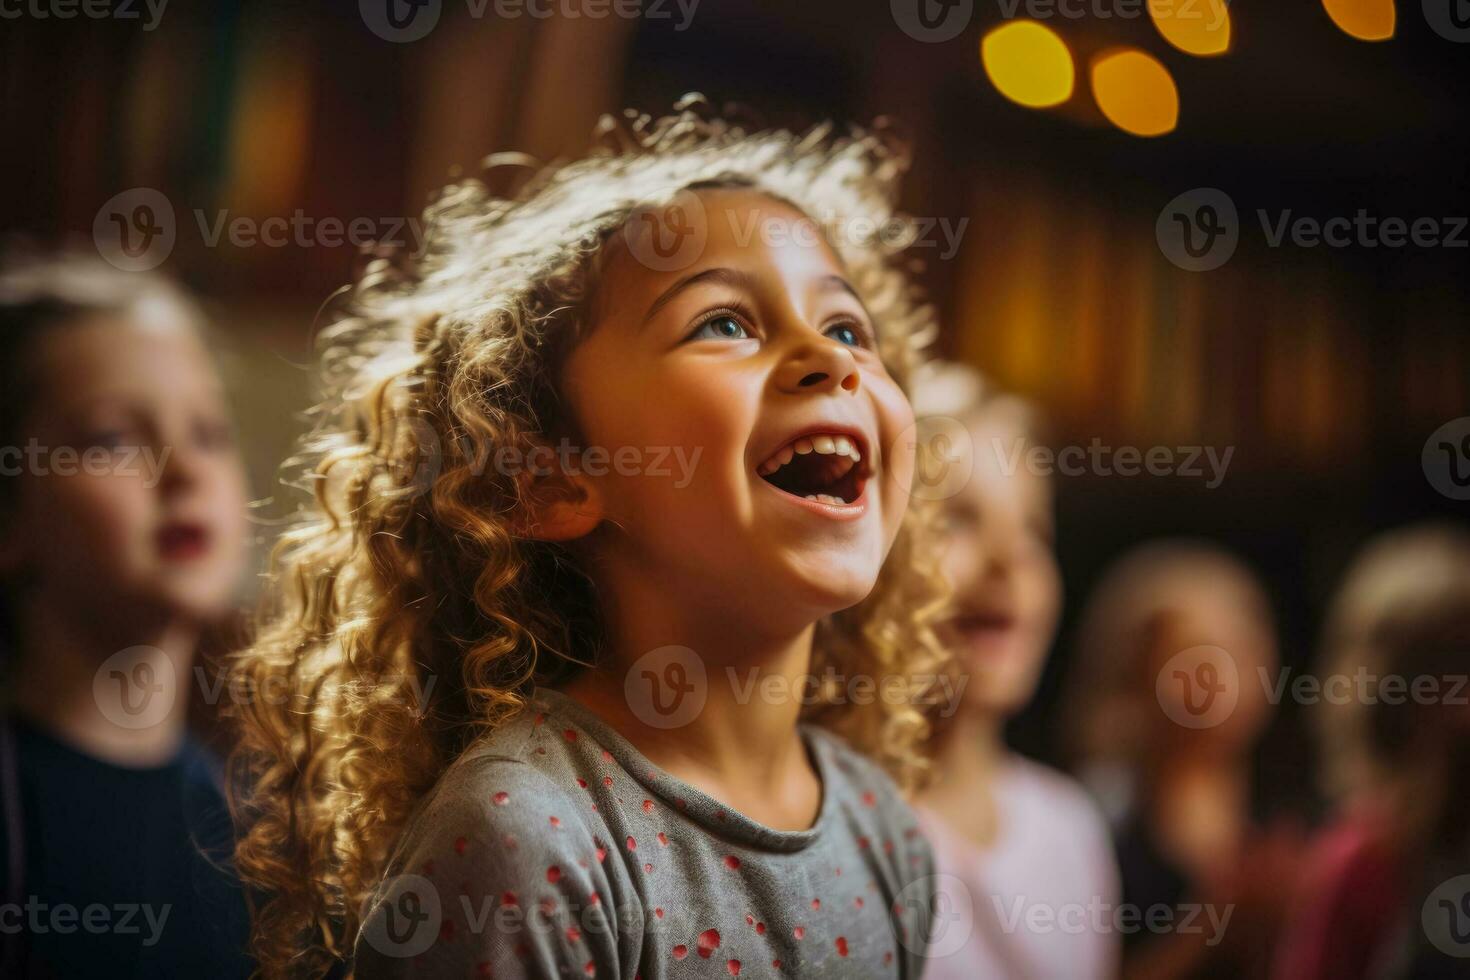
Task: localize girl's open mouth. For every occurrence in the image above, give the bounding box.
[757,430,871,506]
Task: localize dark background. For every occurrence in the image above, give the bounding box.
[4,0,1468,818]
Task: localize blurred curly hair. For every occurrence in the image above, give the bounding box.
[227,95,950,978]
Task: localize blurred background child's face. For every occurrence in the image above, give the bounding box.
[561,188,916,631]
[938,408,1062,718]
[4,313,248,630]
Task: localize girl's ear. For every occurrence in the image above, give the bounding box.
[515,452,605,542]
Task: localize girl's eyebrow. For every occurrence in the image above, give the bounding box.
[643,267,753,324]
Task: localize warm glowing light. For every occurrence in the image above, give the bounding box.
[1321,0,1395,41]
[981,21,1076,109]
[1091,50,1179,138]
[1149,0,1231,56]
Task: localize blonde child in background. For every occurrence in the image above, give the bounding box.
[0,251,252,979]
[913,363,1120,980]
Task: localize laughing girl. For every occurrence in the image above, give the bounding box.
[230,98,948,979]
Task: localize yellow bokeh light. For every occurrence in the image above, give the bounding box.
[1091,50,1180,138]
[1149,0,1231,56]
[1321,0,1395,41]
[981,21,1076,109]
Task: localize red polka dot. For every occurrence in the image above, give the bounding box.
[654,907,664,919]
[533,712,545,727]
[745,914,754,925]
[854,897,864,909]
[546,866,562,884]
[883,839,895,855]
[595,846,608,863]
[835,937,849,957]
[500,892,518,907]
[726,960,741,976]
[724,855,741,870]
[834,866,843,876]
[566,926,581,942]
[642,799,655,813]
[883,951,894,965]
[672,945,688,961]
[583,961,595,976]
[603,776,614,787]
[697,929,721,959]
[857,836,870,850]
[549,816,561,828]
[577,778,588,788]
[602,749,613,761]
[625,836,637,851]
[454,837,467,855]
[811,898,821,910]
[588,893,600,906]
[793,926,805,940]
[643,863,653,873]
[772,960,782,971]
[657,832,669,846]
[563,729,578,742]
[755,922,766,935]
[861,790,877,807]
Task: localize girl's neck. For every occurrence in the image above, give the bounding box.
[919,709,1011,848]
[1147,750,1250,880]
[558,561,821,829]
[11,593,197,767]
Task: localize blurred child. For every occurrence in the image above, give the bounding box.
[912,363,1120,980]
[0,250,252,979]
[228,100,951,979]
[1274,523,1470,980]
[1063,541,1294,979]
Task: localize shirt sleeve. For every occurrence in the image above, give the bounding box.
[354,759,631,980]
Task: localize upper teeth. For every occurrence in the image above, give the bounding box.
[758,434,862,475]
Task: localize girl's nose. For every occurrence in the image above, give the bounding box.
[776,338,861,395]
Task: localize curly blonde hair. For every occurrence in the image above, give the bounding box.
[228,96,950,979]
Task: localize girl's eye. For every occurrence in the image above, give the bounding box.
[84,429,130,451]
[691,314,750,341]
[825,322,867,348]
